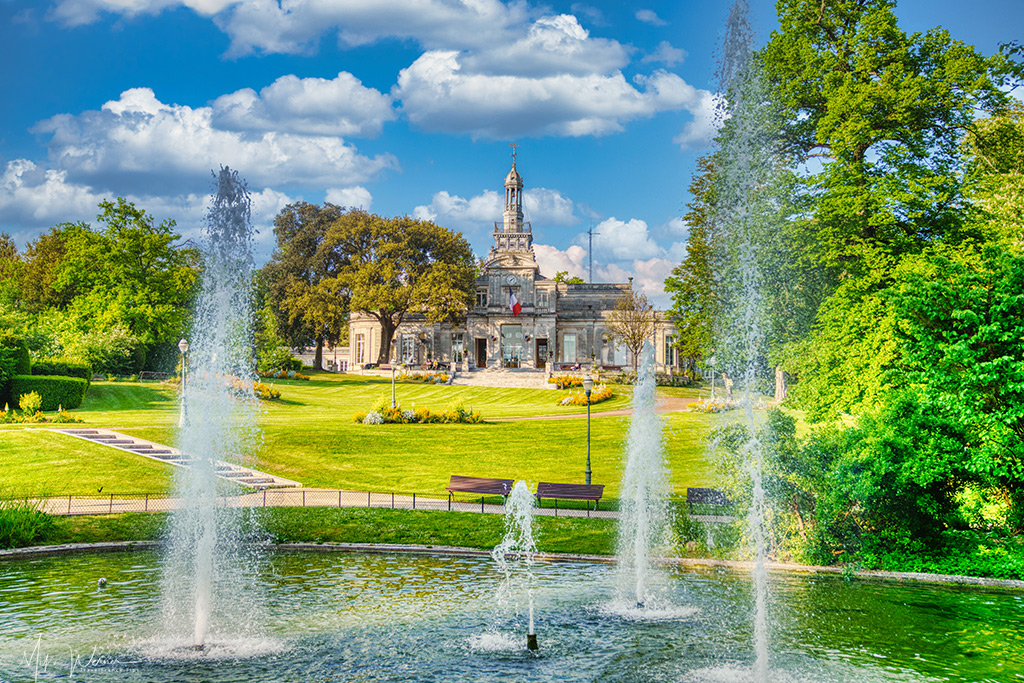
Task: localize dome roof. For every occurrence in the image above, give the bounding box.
[505,164,522,186]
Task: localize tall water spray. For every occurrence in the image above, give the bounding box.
[491,481,540,650]
[712,1,779,679]
[615,342,671,609]
[160,167,262,650]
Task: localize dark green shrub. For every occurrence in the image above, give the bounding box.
[0,499,59,549]
[0,334,31,402]
[31,359,93,387]
[9,375,88,410]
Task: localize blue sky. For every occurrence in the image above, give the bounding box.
[2,0,1022,306]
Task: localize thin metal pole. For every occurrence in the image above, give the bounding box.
[412,493,416,510]
[263,488,267,507]
[302,490,306,507]
[367,491,371,508]
[109,494,113,514]
[68,495,72,515]
[338,490,342,508]
[145,493,148,512]
[585,389,592,485]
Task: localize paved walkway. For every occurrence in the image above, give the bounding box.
[34,488,616,519]
[53,428,302,488]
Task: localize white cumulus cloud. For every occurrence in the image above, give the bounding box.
[325,186,373,210]
[414,186,576,232]
[211,72,395,137]
[534,243,587,280]
[642,41,686,67]
[674,90,723,150]
[33,87,398,196]
[591,217,661,261]
[396,53,704,138]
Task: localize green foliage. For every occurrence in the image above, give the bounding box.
[762,0,1008,270]
[18,390,42,413]
[259,202,348,366]
[553,271,585,284]
[328,211,476,364]
[889,246,1024,524]
[59,324,143,375]
[31,358,93,385]
[0,498,58,549]
[665,155,718,373]
[9,375,88,410]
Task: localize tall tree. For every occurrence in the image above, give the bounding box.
[665,155,719,375]
[763,0,1008,271]
[56,199,201,352]
[0,233,21,308]
[260,202,348,369]
[325,210,476,365]
[606,289,654,370]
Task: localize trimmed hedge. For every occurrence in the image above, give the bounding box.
[31,359,93,387]
[8,375,88,411]
[1,334,31,397]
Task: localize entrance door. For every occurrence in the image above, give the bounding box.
[535,339,548,369]
[475,338,487,368]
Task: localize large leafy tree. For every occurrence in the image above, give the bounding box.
[260,202,348,369]
[665,156,718,375]
[55,199,201,353]
[325,211,476,365]
[763,0,1008,271]
[891,246,1024,525]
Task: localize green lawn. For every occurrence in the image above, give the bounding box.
[0,429,173,496]
[2,373,716,502]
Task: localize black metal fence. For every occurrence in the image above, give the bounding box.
[18,489,616,519]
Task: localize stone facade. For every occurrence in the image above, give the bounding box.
[342,161,678,373]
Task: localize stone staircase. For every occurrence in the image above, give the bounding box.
[451,368,554,389]
[55,428,302,488]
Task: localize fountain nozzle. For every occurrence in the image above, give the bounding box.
[527,633,538,651]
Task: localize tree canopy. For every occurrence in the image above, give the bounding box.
[325,211,476,364]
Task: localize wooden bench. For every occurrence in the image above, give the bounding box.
[536,482,604,516]
[686,487,734,522]
[446,475,513,511]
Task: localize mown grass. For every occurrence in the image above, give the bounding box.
[0,429,173,497]
[36,508,616,556]
[3,373,716,504]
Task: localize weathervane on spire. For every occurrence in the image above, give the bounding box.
[509,142,519,165]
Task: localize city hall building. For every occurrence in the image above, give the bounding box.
[342,161,678,375]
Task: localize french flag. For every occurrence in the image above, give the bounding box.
[508,288,521,316]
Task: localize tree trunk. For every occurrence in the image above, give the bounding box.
[774,365,788,403]
[314,338,324,370]
[376,316,397,365]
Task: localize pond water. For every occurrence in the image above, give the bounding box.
[1,550,1021,682]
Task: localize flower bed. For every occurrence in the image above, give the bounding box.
[548,375,584,389]
[258,370,311,381]
[354,399,481,424]
[399,371,450,384]
[687,398,737,413]
[558,384,614,406]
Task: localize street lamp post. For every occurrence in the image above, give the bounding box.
[708,355,717,401]
[391,358,397,408]
[582,376,593,485]
[177,338,189,428]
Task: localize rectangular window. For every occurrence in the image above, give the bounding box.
[451,333,465,363]
[401,335,416,363]
[355,334,366,364]
[538,291,548,309]
[665,335,676,367]
[562,333,576,363]
[476,290,488,307]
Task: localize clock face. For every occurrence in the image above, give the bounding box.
[506,274,517,285]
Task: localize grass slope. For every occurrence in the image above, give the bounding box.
[3,373,715,502]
